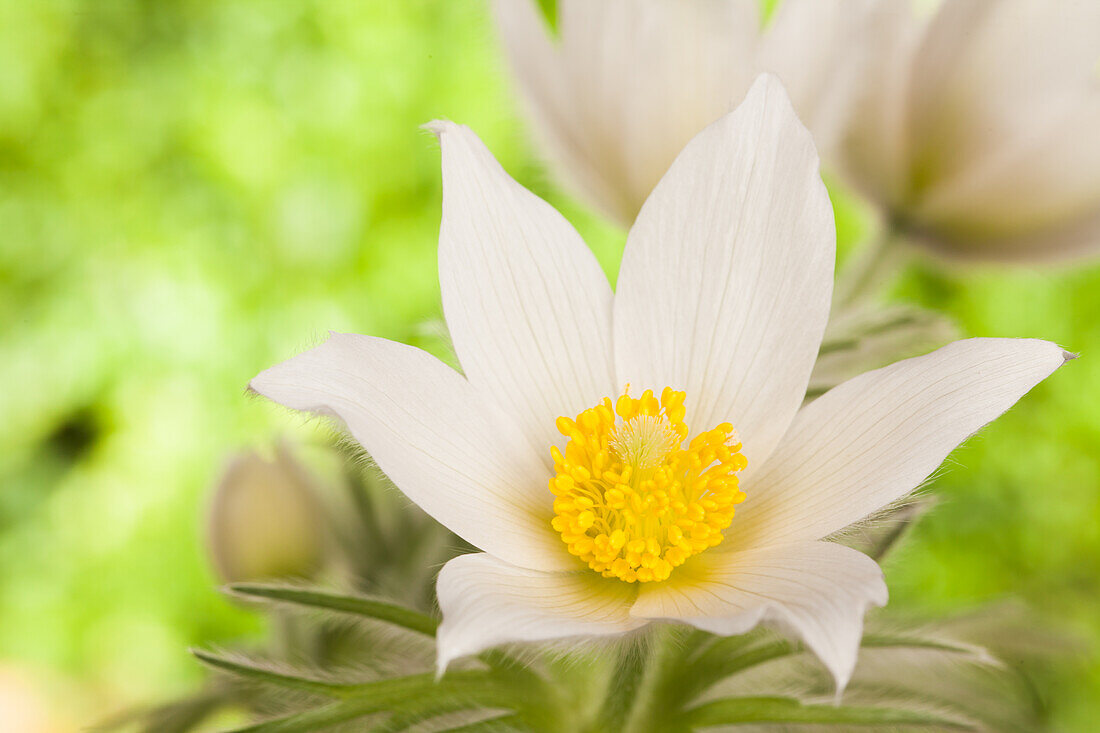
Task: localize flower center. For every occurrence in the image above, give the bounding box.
[549,387,747,583]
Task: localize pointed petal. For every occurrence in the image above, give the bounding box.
[435,553,645,670]
[492,0,759,225]
[428,121,616,462]
[614,75,834,467]
[733,338,1070,549]
[632,542,887,692]
[250,333,574,572]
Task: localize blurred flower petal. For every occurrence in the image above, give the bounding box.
[756,0,877,152]
[493,0,869,225]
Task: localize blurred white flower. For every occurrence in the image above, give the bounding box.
[839,0,1100,260]
[250,77,1068,692]
[207,444,327,583]
[491,0,874,226]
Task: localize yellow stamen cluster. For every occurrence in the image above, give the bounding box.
[549,387,747,584]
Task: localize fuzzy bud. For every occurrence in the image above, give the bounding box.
[207,445,326,584]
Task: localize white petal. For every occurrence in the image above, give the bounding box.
[436,553,645,671]
[428,121,616,463]
[732,338,1070,549]
[250,333,574,572]
[631,541,887,692]
[614,75,834,467]
[492,0,759,225]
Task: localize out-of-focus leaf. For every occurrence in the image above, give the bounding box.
[227,583,439,636]
[436,713,523,732]
[809,303,957,399]
[684,696,971,729]
[669,629,985,707]
[191,649,355,697]
[224,670,517,733]
[703,613,1042,733]
[228,697,389,733]
[367,706,513,733]
[861,633,987,660]
[932,601,1081,665]
[92,688,231,733]
[830,650,1038,733]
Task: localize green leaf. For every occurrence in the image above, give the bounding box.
[685,696,973,729]
[229,697,389,733]
[436,713,523,732]
[192,649,353,697]
[219,670,516,732]
[93,687,229,733]
[368,706,514,733]
[861,632,989,660]
[227,583,439,636]
[665,630,988,711]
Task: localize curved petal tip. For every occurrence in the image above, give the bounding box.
[422,119,458,140]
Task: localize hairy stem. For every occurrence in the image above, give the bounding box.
[590,640,651,732]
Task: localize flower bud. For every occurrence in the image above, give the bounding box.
[207,445,326,583]
[836,0,1100,262]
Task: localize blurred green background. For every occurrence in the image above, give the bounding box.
[1,1,1098,730]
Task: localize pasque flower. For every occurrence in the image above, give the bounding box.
[491,0,873,227]
[251,77,1069,691]
[838,0,1100,260]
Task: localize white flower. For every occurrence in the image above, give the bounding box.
[250,77,1069,691]
[491,0,874,227]
[838,0,1100,261]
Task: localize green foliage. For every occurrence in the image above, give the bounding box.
[683,696,970,729]
[192,649,359,698]
[227,584,440,637]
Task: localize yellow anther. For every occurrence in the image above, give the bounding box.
[549,387,746,584]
